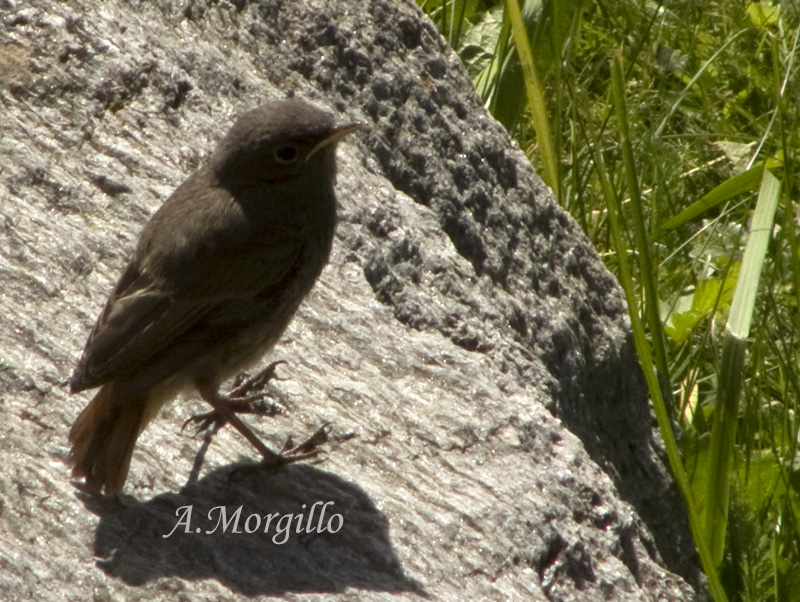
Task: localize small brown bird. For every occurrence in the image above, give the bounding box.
[68,99,359,494]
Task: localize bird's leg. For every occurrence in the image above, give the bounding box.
[280,422,330,457]
[190,370,323,466]
[183,361,285,432]
[228,360,287,398]
[194,380,286,465]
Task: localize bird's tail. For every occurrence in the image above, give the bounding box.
[68,383,146,495]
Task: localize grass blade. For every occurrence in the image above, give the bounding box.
[659,160,780,233]
[609,50,672,394]
[702,169,782,566]
[504,0,560,200]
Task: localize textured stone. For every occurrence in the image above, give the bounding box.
[0,0,704,600]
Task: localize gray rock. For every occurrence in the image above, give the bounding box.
[0,0,704,600]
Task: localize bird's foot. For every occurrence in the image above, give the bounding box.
[261,422,331,466]
[182,361,286,434]
[188,364,333,471]
[228,360,287,398]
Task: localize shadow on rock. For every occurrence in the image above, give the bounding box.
[78,462,424,596]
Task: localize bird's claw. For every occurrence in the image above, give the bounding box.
[259,423,331,466]
[182,361,286,435]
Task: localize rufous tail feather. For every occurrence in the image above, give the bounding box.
[68,383,145,495]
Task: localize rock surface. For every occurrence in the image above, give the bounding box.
[0,0,704,600]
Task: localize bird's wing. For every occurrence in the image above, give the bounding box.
[70,220,304,392]
[70,266,205,392]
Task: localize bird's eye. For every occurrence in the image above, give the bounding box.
[274,144,299,164]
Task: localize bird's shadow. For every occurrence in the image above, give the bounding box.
[77,462,425,596]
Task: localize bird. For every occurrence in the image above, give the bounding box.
[68,98,360,494]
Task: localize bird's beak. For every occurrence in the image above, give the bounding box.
[306,122,362,161]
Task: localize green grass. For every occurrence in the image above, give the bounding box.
[418,1,800,600]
